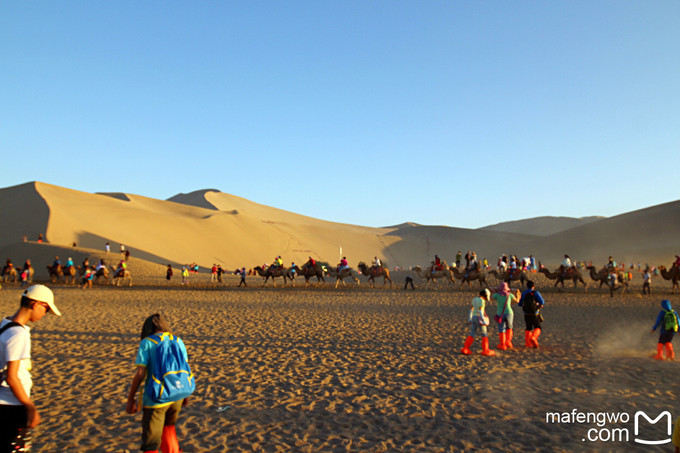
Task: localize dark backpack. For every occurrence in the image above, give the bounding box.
[522,291,539,314]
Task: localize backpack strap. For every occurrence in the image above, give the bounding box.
[0,320,23,336]
[0,320,25,385]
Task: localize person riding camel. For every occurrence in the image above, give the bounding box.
[433,255,442,273]
[560,255,573,276]
[673,255,680,269]
[304,256,316,271]
[507,259,517,279]
[273,256,283,270]
[117,260,127,277]
[606,256,616,271]
[66,257,74,269]
[96,259,106,271]
[373,257,382,268]
[465,252,479,279]
[337,257,349,273]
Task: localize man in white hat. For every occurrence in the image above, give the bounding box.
[0,284,61,451]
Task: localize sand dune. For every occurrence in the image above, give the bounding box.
[0,181,678,273]
[480,216,604,237]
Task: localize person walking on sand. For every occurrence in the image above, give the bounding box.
[651,299,679,361]
[126,314,194,453]
[238,267,247,287]
[642,267,651,295]
[518,280,545,348]
[166,265,173,282]
[461,289,495,356]
[492,282,520,350]
[181,266,189,285]
[0,285,61,452]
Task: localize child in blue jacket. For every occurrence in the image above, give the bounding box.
[651,299,679,360]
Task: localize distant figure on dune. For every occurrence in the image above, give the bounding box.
[37,233,43,243]
[166,265,173,282]
[105,242,110,254]
[181,266,189,285]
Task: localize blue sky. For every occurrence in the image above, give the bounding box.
[2,1,678,229]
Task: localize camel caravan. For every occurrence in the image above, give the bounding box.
[2,248,679,295]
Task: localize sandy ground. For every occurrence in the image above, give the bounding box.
[0,273,678,452]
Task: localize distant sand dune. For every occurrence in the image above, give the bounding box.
[0,182,678,271]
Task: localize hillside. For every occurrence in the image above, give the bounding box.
[479,216,604,237]
[0,182,678,272]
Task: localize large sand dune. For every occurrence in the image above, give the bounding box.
[0,182,678,273]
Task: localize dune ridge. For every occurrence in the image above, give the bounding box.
[0,182,678,274]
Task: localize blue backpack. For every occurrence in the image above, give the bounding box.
[145,333,195,405]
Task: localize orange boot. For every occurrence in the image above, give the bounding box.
[665,343,675,361]
[525,330,532,347]
[653,343,664,360]
[160,425,180,453]
[461,336,474,355]
[497,332,507,350]
[530,328,541,348]
[506,329,514,349]
[481,337,496,356]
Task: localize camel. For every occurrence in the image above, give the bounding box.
[658,265,680,293]
[489,269,528,288]
[538,267,587,291]
[1,266,17,283]
[413,264,455,288]
[293,262,327,287]
[253,265,290,287]
[46,264,77,284]
[112,267,132,287]
[357,262,392,288]
[450,266,488,288]
[94,267,110,285]
[327,266,360,288]
[586,266,627,296]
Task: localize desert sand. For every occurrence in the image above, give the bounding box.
[0,271,678,452]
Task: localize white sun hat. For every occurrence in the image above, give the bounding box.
[23,284,61,316]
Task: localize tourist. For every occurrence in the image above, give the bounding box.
[126,314,194,453]
[651,299,679,361]
[492,282,520,350]
[518,280,545,348]
[0,285,61,451]
[461,289,495,356]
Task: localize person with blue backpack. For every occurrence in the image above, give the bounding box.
[651,299,679,361]
[126,314,195,453]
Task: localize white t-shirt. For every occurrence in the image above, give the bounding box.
[0,318,32,405]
